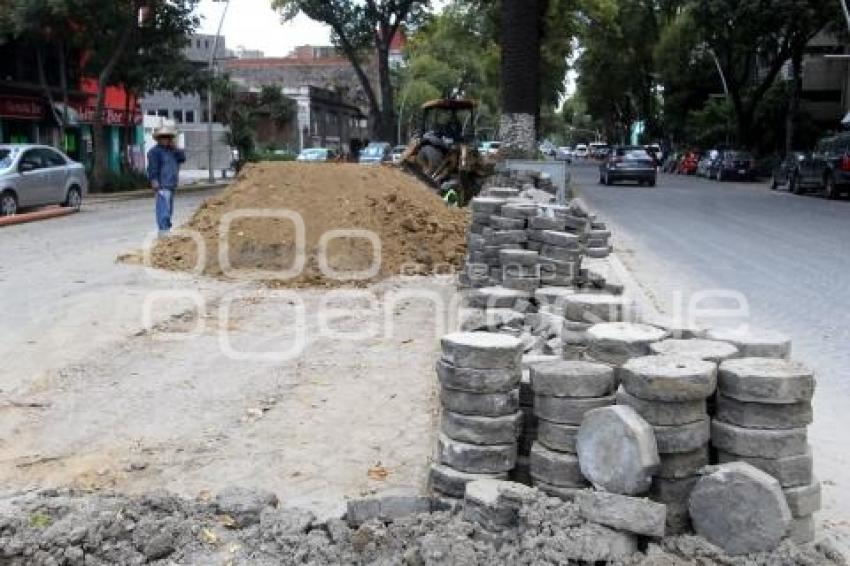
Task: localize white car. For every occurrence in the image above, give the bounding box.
[574,144,588,159]
[478,141,502,156]
[0,144,88,216]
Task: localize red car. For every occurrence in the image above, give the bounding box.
[678,151,701,175]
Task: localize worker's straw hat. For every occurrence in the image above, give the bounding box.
[153,124,178,139]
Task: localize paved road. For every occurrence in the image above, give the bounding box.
[0,189,226,393]
[572,162,850,545]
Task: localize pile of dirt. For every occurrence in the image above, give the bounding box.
[0,489,845,566]
[150,163,469,287]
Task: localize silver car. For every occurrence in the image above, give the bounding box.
[0,144,88,216]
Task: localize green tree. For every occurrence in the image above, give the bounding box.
[214,79,296,164]
[0,0,78,145]
[271,0,429,141]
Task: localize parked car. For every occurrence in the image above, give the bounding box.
[574,144,588,159]
[556,146,573,162]
[696,150,720,177]
[297,148,338,162]
[598,146,658,186]
[770,152,807,193]
[677,151,701,175]
[0,144,88,216]
[786,133,850,199]
[588,142,610,160]
[708,149,756,181]
[359,142,392,164]
[478,141,502,157]
[661,152,680,173]
[391,145,407,164]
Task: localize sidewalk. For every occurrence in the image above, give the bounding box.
[86,180,229,204]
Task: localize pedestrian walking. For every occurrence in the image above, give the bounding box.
[147,125,185,237]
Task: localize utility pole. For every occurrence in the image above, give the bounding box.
[207,0,231,184]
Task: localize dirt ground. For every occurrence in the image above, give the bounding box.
[150,162,469,288]
[0,273,458,519]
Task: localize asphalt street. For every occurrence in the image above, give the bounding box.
[572,161,850,544]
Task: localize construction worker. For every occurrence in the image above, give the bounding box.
[147,125,185,237]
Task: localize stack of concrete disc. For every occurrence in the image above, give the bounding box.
[618,355,718,534]
[483,187,520,199]
[529,360,617,499]
[704,327,791,359]
[560,293,628,361]
[431,332,523,498]
[586,322,669,367]
[511,354,559,485]
[712,357,818,543]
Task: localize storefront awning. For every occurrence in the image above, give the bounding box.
[52,103,81,126]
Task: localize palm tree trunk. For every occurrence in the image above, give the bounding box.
[499,0,541,158]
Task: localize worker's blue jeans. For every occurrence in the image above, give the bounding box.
[156,188,174,232]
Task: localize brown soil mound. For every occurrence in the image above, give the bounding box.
[151,162,469,287]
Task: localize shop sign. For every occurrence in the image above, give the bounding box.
[0,96,44,120]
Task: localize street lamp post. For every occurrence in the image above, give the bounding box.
[207,0,231,184]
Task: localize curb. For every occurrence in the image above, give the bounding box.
[86,182,230,204]
[0,206,76,227]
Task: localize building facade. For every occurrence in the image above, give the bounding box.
[0,42,142,174]
[138,33,232,170]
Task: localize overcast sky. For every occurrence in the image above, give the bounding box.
[196,0,331,57]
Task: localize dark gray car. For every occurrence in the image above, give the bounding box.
[789,133,850,199]
[0,144,88,216]
[599,146,657,186]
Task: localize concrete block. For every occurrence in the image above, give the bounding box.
[540,273,578,287]
[788,515,816,544]
[585,247,611,258]
[538,257,580,276]
[576,405,660,495]
[530,360,615,398]
[441,387,519,417]
[784,480,821,518]
[653,418,711,454]
[657,447,710,479]
[649,338,739,363]
[537,419,580,453]
[564,293,626,324]
[532,480,585,501]
[534,393,616,425]
[705,327,791,359]
[490,215,527,230]
[470,197,506,214]
[499,248,539,266]
[528,216,567,231]
[716,394,813,429]
[620,356,717,402]
[586,323,669,366]
[463,479,522,531]
[486,230,528,245]
[502,276,540,293]
[534,287,576,309]
[616,387,707,426]
[539,245,582,262]
[718,358,815,404]
[501,202,539,219]
[467,287,532,309]
[529,442,587,488]
[346,492,432,527]
[540,230,580,247]
[577,490,667,538]
[437,434,517,474]
[526,240,543,252]
[689,462,792,555]
[716,448,813,488]
[441,332,523,370]
[711,420,808,458]
[441,410,522,446]
[436,359,520,394]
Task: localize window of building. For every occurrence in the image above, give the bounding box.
[147,110,156,116]
[185,110,195,124]
[205,40,210,50]
[157,109,169,118]
[196,39,201,49]
[173,110,183,123]
[202,109,210,123]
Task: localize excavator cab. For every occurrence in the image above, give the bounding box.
[400,98,491,205]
